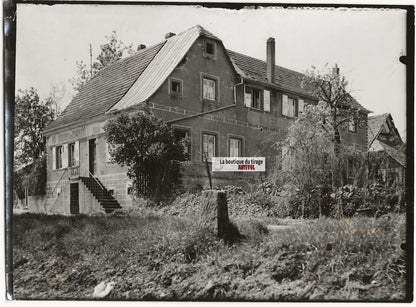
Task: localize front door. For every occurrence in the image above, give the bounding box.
[70,183,79,214]
[89,139,96,176]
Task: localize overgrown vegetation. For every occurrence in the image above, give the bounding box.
[14,88,55,198]
[104,110,186,198]
[13,212,406,300]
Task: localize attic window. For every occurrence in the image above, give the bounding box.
[169,78,183,96]
[204,40,216,58]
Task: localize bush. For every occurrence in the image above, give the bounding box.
[331,184,406,218]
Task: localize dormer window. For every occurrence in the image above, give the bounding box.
[204,40,216,58]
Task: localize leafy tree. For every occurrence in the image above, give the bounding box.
[14,87,55,197]
[14,87,55,168]
[71,31,134,92]
[301,65,369,187]
[274,103,367,217]
[302,64,367,149]
[104,110,186,198]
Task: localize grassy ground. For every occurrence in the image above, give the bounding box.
[13,208,407,301]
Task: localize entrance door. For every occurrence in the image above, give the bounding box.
[89,139,96,176]
[70,183,79,214]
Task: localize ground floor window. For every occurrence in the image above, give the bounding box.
[68,143,75,167]
[229,137,242,157]
[56,146,63,169]
[174,129,191,160]
[202,133,216,162]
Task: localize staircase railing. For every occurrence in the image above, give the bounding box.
[46,168,68,212]
[88,170,104,202]
[50,168,68,198]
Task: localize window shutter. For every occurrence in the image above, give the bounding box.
[52,147,56,170]
[244,86,252,107]
[74,141,79,164]
[282,94,288,116]
[62,144,69,168]
[298,99,305,115]
[263,90,270,112]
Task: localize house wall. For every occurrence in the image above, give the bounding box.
[150,37,238,112]
[340,117,368,151]
[46,120,132,211]
[44,34,369,213]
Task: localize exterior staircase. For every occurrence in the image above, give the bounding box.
[80,176,122,213]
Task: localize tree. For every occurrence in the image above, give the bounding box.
[14,87,55,197]
[275,103,334,217]
[71,31,134,92]
[274,103,367,217]
[301,65,368,187]
[104,110,186,198]
[302,64,366,149]
[14,87,55,168]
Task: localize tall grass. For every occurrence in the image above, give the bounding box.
[13,212,406,301]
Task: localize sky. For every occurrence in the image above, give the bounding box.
[15,4,407,140]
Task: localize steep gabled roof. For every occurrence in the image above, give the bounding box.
[46,25,371,133]
[46,41,165,132]
[367,113,406,167]
[109,25,221,112]
[367,113,390,148]
[367,113,403,148]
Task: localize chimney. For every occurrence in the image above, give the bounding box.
[332,64,340,77]
[137,44,146,51]
[266,37,275,83]
[165,32,176,39]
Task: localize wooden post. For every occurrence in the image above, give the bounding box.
[25,186,28,208]
[216,191,229,238]
[200,190,229,238]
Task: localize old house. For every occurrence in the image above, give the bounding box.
[367,113,406,186]
[43,25,370,214]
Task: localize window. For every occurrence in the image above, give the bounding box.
[202,133,216,162]
[348,118,357,133]
[56,146,63,169]
[174,129,191,160]
[229,137,242,157]
[68,143,75,167]
[282,95,297,118]
[205,41,216,57]
[203,77,216,101]
[244,86,263,110]
[169,78,182,96]
[252,89,262,109]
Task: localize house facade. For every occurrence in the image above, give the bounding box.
[43,25,369,214]
[367,113,406,186]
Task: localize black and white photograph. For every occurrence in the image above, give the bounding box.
[5,1,413,302]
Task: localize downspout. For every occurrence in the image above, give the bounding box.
[233,78,244,105]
